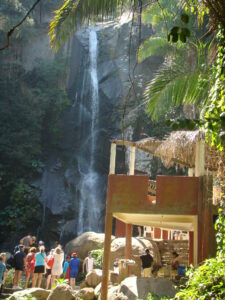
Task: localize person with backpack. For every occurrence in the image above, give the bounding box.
[13,245,26,289]
[32,246,46,288]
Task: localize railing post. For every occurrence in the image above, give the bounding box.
[125,146,136,259]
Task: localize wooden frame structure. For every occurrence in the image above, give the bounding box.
[101,135,217,300]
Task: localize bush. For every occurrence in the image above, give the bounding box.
[4,268,15,287]
[175,257,225,299]
[91,249,104,269]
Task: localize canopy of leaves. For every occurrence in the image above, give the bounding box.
[49,0,131,50]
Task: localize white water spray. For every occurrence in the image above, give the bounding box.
[77,27,100,234]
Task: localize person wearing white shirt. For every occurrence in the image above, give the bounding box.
[82,251,94,274]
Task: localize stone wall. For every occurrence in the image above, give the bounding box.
[155,240,189,266]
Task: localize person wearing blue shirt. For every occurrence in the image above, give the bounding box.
[32,246,46,288]
[0,256,6,289]
[63,255,70,278]
[69,252,80,289]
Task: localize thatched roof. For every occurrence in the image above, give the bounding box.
[135,130,219,171]
[115,130,219,171]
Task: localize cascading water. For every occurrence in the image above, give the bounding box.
[77,27,101,234]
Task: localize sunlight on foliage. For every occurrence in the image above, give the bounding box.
[49,0,129,50]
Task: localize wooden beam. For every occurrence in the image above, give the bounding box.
[125,146,136,259]
[109,143,116,175]
[112,140,136,147]
[188,168,194,176]
[193,216,198,266]
[125,224,133,259]
[129,146,136,175]
[195,140,205,177]
[101,212,113,300]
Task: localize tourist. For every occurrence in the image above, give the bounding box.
[20,235,36,254]
[38,240,45,249]
[140,248,153,277]
[51,246,64,289]
[82,251,94,274]
[32,246,46,288]
[0,256,6,290]
[13,245,26,289]
[171,251,179,270]
[25,247,36,288]
[63,255,70,278]
[46,249,54,290]
[69,252,80,289]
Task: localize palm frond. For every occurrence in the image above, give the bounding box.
[144,58,210,120]
[49,0,128,50]
[137,37,173,62]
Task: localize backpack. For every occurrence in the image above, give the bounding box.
[6,255,15,268]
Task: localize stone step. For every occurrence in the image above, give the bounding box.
[0,292,12,299]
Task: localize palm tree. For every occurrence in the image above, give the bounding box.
[49,0,134,50]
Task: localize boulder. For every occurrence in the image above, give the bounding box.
[47,284,77,300]
[110,293,128,300]
[65,232,114,258]
[110,237,161,275]
[119,276,176,300]
[108,285,121,300]
[86,269,102,287]
[76,287,95,300]
[94,282,102,298]
[9,288,50,300]
[80,280,88,289]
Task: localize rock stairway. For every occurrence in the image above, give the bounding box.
[0,287,21,299]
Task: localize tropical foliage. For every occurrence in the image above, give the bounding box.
[49,0,126,49]
[0,0,70,241]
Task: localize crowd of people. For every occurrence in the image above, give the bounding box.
[0,234,95,291]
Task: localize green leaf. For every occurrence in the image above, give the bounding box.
[181,13,189,24]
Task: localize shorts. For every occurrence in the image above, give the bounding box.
[15,266,23,272]
[143,267,152,277]
[46,269,52,276]
[70,271,78,279]
[34,266,45,274]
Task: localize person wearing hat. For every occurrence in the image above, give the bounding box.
[69,252,80,289]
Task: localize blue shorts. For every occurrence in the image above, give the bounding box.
[70,270,78,278]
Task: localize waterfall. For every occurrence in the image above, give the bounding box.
[77,27,101,235]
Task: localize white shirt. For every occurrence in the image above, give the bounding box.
[86,257,94,273]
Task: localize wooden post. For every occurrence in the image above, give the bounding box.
[129,146,136,176]
[125,146,136,259]
[189,231,194,265]
[101,142,116,300]
[109,143,116,175]
[188,168,194,176]
[101,212,113,300]
[193,216,198,266]
[195,140,205,177]
[125,224,133,259]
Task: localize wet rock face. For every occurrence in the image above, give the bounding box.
[34,19,162,243]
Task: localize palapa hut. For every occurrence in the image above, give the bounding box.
[101,130,218,300]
